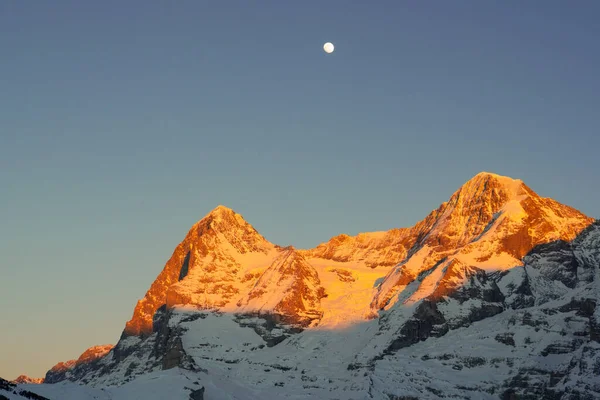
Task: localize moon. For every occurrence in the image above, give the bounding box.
[323,42,334,54]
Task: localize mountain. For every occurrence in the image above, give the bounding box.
[15,172,598,399]
[11,375,44,384]
[371,172,590,310]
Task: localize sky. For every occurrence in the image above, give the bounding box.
[1,1,599,379]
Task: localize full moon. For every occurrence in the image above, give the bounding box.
[323,42,334,54]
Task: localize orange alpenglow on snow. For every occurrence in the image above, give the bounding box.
[121,172,593,336]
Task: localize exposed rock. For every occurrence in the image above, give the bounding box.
[234,314,300,347]
[524,240,578,288]
[189,386,205,400]
[559,298,596,317]
[162,336,186,370]
[495,333,516,346]
[540,339,582,356]
[151,308,196,371]
[178,251,191,281]
[499,267,536,309]
[384,301,447,353]
[329,268,356,282]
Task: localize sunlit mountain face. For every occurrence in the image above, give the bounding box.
[4,172,599,400]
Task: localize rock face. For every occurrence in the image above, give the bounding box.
[34,172,599,399]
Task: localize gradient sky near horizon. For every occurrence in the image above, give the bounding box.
[1,1,599,379]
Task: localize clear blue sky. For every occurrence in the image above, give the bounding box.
[1,1,598,379]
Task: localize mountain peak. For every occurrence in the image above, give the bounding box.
[11,375,44,384]
[208,204,235,216]
[472,171,516,180]
[459,172,525,198]
[194,205,251,232]
[371,172,593,310]
[124,205,274,336]
[439,172,529,222]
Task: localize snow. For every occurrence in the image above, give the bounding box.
[456,250,521,271]
[405,258,451,305]
[306,258,391,327]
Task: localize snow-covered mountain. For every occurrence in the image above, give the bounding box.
[10,376,44,385]
[5,172,598,400]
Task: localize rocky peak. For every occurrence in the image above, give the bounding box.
[124,206,275,336]
[371,172,593,310]
[410,172,528,247]
[187,205,271,254]
[457,171,525,198]
[11,375,44,384]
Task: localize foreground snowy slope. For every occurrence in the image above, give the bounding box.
[9,172,598,399]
